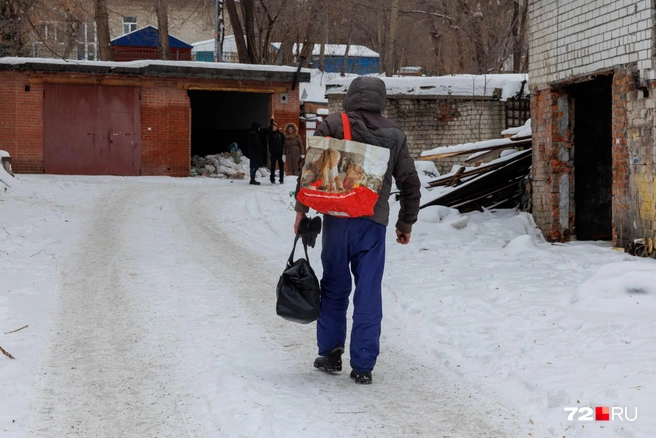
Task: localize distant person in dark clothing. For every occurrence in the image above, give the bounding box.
[248,122,263,185]
[267,119,285,184]
[258,126,268,168]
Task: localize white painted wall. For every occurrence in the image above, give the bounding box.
[529,0,654,87]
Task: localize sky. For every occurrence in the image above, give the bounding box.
[1,161,655,437]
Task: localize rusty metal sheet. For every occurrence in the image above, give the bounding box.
[43,84,141,175]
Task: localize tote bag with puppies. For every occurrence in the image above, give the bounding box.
[296,113,390,218]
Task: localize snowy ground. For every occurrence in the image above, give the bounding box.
[1,175,654,438]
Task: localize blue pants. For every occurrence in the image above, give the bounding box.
[317,215,386,372]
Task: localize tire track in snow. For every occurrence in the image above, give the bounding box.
[29,187,204,438]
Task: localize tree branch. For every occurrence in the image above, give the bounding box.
[400,9,455,22]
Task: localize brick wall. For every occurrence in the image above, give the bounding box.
[530,66,655,248]
[141,85,191,177]
[0,70,300,177]
[530,1,656,248]
[272,88,301,133]
[619,67,655,248]
[328,95,506,174]
[531,86,573,242]
[530,0,653,85]
[0,73,44,173]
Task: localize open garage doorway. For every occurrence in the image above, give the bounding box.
[570,75,613,241]
[188,90,270,160]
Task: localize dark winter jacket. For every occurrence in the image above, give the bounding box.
[267,128,285,155]
[248,122,263,169]
[258,128,268,163]
[295,76,421,234]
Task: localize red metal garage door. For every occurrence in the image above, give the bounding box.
[44,84,141,175]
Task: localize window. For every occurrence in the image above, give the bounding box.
[123,16,137,34]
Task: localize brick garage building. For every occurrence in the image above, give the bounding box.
[529,1,655,250]
[325,75,529,174]
[0,58,308,177]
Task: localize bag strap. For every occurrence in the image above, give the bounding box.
[288,233,310,265]
[341,112,352,141]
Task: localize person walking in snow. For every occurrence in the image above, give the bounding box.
[248,122,263,185]
[293,76,421,384]
[283,123,304,177]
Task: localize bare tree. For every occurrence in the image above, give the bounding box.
[225,0,248,62]
[377,0,386,73]
[94,0,113,60]
[154,0,171,60]
[215,0,224,61]
[1,1,30,56]
[385,0,399,76]
[340,23,352,76]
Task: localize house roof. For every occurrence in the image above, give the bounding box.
[192,36,242,54]
[111,26,193,49]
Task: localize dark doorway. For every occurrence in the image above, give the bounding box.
[188,90,270,159]
[571,75,613,240]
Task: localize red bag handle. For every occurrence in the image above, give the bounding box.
[341,112,352,140]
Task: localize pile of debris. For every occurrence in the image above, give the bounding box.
[419,120,532,213]
[190,151,270,180]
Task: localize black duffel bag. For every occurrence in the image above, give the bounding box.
[276,234,321,324]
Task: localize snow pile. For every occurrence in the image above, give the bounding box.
[571,261,656,312]
[0,149,14,189]
[418,205,470,230]
[190,151,270,179]
[414,161,439,186]
[301,69,361,104]
[501,118,532,138]
[0,165,12,189]
[501,119,532,138]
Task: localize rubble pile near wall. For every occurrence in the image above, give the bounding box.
[421,149,532,213]
[190,152,270,180]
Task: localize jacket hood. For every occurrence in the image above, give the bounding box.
[284,122,299,139]
[343,77,386,114]
[250,122,261,131]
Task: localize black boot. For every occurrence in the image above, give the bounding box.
[250,178,260,185]
[350,370,372,384]
[313,347,344,372]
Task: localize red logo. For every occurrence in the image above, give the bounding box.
[596,406,610,421]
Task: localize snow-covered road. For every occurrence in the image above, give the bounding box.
[6,178,519,437]
[2,175,655,438]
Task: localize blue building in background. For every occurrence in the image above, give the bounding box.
[190,39,380,75]
[271,43,379,75]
